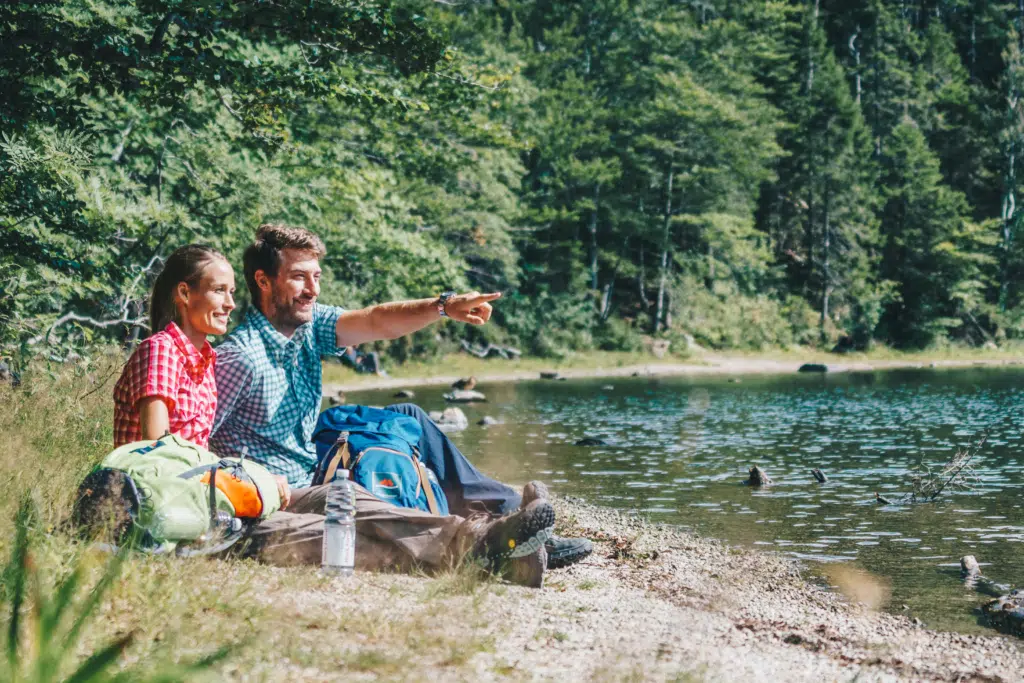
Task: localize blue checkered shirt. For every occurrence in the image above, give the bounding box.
[209,304,343,487]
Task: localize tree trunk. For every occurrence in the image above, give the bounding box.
[819,192,832,342]
[588,184,600,291]
[655,167,675,333]
[849,28,861,105]
[600,283,613,321]
[638,243,650,308]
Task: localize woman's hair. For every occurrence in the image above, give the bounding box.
[149,244,227,334]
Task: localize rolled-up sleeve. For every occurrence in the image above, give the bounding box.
[312,303,345,357]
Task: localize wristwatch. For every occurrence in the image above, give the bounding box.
[437,291,456,318]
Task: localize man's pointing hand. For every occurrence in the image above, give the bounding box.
[444,291,501,325]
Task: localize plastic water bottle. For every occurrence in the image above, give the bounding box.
[322,470,356,576]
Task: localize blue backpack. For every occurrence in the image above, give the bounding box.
[311,406,449,516]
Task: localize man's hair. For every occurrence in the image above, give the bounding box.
[243,223,327,312]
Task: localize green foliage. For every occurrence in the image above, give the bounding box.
[4,0,1024,363]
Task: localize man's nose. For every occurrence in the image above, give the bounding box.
[307,278,320,297]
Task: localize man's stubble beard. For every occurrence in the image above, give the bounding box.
[269,291,314,331]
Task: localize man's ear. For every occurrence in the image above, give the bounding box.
[255,269,272,292]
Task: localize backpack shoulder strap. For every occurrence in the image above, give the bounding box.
[322,432,351,484]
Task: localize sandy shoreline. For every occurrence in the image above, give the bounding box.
[500,497,1024,682]
[323,354,1024,395]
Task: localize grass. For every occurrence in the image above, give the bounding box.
[0,357,524,680]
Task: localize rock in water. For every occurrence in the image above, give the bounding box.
[444,389,487,403]
[540,371,560,380]
[983,589,1024,637]
[811,468,828,483]
[798,363,829,373]
[747,466,773,487]
[393,389,415,399]
[961,555,981,577]
[601,385,614,390]
[451,376,477,390]
[477,416,499,426]
[575,437,608,447]
[875,492,895,505]
[429,407,469,433]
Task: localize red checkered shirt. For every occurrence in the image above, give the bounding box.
[113,322,218,447]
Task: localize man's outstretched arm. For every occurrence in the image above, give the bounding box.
[334,292,501,347]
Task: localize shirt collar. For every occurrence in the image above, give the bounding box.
[165,321,216,375]
[248,308,311,363]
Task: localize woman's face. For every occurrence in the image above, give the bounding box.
[177,258,236,337]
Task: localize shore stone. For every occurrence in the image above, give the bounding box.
[798,363,829,373]
[983,589,1024,637]
[477,416,499,426]
[443,389,487,403]
[601,384,614,390]
[575,437,608,447]
[393,389,415,399]
[540,371,560,380]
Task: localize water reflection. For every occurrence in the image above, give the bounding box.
[348,368,1024,634]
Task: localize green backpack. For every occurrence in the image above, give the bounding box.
[82,434,282,552]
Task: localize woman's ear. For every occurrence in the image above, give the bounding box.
[175,281,190,306]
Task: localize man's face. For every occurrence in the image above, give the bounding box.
[260,248,321,332]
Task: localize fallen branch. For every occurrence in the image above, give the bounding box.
[459,340,521,360]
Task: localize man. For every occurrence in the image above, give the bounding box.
[209,224,590,582]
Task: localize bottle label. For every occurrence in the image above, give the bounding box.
[322,523,355,570]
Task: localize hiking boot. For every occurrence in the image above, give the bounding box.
[545,535,593,569]
[502,546,548,589]
[462,499,555,576]
[519,481,593,570]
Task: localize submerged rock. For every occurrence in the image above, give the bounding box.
[747,466,773,487]
[428,407,469,433]
[575,437,608,447]
[983,589,1024,637]
[961,555,981,577]
[540,371,560,380]
[444,389,487,403]
[393,389,415,399]
[811,468,828,483]
[601,385,615,390]
[477,416,499,426]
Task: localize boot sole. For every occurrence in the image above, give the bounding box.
[483,502,555,565]
[546,543,593,569]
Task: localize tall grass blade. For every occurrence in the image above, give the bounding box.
[5,499,33,673]
[63,633,134,683]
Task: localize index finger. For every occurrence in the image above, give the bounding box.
[469,292,502,303]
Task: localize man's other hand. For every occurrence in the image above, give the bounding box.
[444,291,501,325]
[274,475,292,510]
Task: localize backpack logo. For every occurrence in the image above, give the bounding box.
[371,471,402,501]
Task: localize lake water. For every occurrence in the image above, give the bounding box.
[347,368,1024,634]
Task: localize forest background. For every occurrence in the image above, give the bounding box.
[5,0,1024,366]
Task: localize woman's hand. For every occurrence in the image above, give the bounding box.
[274,475,292,510]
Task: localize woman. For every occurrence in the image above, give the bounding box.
[113,244,235,448]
